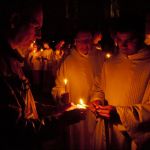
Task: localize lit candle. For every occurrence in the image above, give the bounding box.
[76,98,88,109]
[63,78,68,92]
[65,99,88,111]
[105,53,112,59]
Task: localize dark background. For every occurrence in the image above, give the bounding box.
[41,0,150,41]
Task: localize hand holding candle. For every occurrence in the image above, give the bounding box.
[63,78,68,93]
[61,78,69,104]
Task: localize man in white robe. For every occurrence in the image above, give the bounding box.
[90,17,150,150]
[52,30,105,150]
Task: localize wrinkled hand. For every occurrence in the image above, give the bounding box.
[52,102,74,117]
[60,108,87,125]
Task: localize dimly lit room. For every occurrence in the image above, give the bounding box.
[0,0,150,150]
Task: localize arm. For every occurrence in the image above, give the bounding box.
[94,78,150,145]
[51,61,68,103]
[89,63,106,114]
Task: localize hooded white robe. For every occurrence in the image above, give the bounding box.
[92,48,150,150]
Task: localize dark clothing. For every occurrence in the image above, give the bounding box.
[0,40,61,150]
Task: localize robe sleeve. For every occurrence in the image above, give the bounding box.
[91,63,106,102]
[116,79,150,144]
[51,61,67,100]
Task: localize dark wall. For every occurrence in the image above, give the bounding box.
[42,0,150,40]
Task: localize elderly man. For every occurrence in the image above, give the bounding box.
[0,0,85,149]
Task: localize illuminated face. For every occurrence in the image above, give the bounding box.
[33,44,38,51]
[43,43,50,49]
[75,32,92,55]
[11,7,43,57]
[116,32,140,55]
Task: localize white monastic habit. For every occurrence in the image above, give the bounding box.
[52,48,105,150]
[92,48,150,150]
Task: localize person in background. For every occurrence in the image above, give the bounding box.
[52,40,65,77]
[0,0,86,149]
[30,46,43,94]
[24,42,39,83]
[42,41,54,70]
[41,41,55,96]
[91,31,106,76]
[92,31,103,51]
[27,43,39,66]
[54,40,65,61]
[90,16,150,150]
[62,41,73,61]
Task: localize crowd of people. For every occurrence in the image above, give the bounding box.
[24,29,113,103]
[1,0,150,150]
[24,39,70,99]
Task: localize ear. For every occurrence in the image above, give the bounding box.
[10,13,21,29]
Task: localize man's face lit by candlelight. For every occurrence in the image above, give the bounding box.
[75,32,92,55]
[9,6,43,57]
[116,32,141,55]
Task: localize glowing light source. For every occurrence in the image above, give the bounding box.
[105,53,112,59]
[65,99,88,111]
[64,78,68,92]
[76,98,88,109]
[64,78,68,85]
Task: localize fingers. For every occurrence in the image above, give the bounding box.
[88,100,101,112]
[97,109,110,118]
[88,101,116,120]
[96,105,114,119]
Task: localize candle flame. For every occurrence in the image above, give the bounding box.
[76,98,88,109]
[105,53,112,59]
[64,78,68,85]
[79,98,84,105]
[66,99,88,111]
